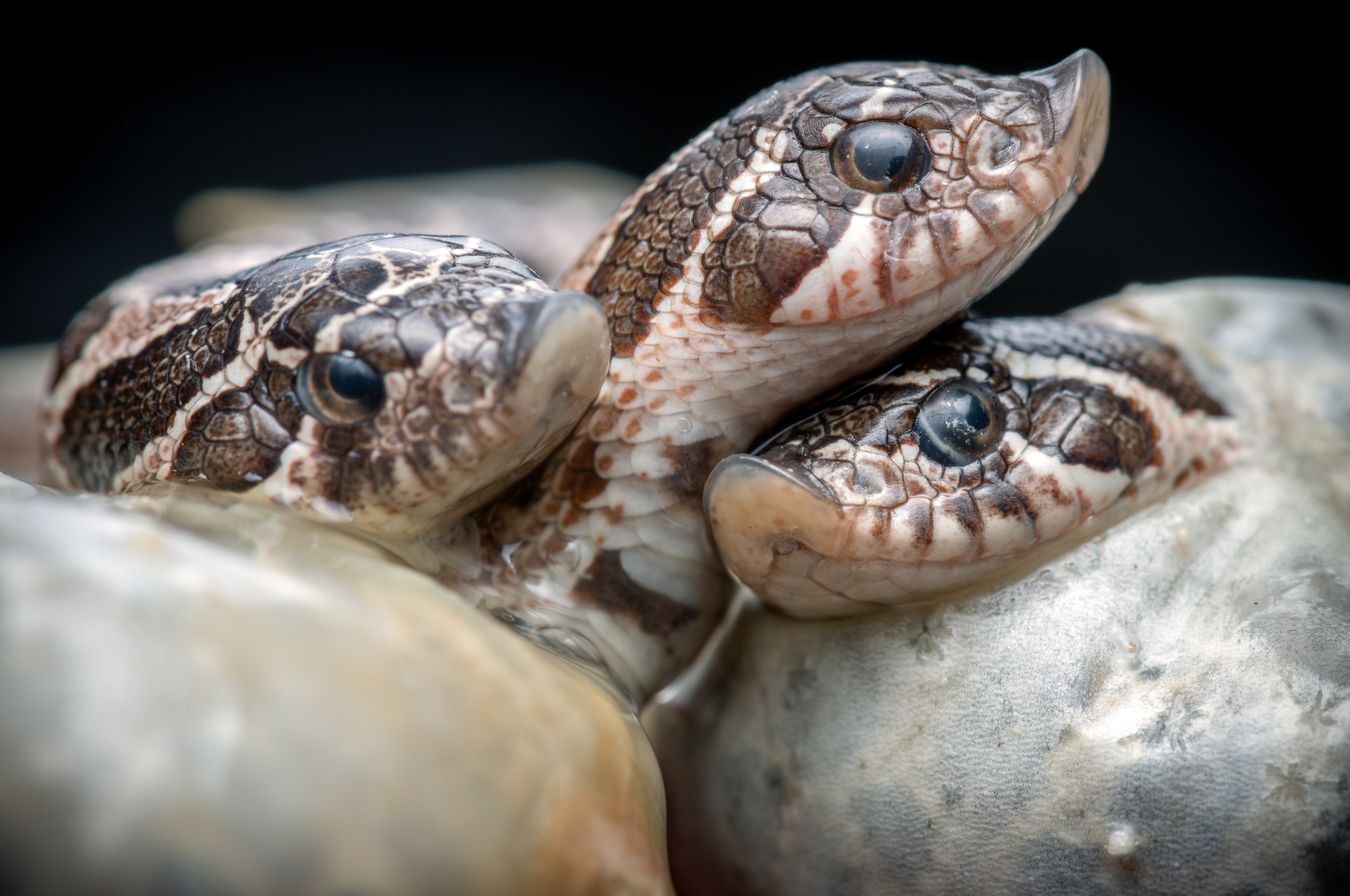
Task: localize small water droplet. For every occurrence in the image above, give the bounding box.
[674,415,693,433]
[538,625,605,667]
[499,541,521,573]
[554,539,582,571]
[773,539,799,556]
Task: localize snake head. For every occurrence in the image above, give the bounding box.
[765,49,1110,330]
[575,50,1110,364]
[706,317,1237,617]
[49,234,610,538]
[245,234,610,537]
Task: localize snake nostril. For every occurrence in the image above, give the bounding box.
[444,373,486,410]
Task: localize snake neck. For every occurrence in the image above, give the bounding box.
[440,54,1109,705]
[455,291,984,705]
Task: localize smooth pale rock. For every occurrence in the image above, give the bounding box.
[175,162,638,285]
[0,481,672,895]
[646,279,1350,896]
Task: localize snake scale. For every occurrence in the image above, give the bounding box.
[42,51,1230,705]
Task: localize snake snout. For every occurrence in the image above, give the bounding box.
[1022,49,1110,194]
[510,291,610,399]
[506,290,610,443]
[404,290,609,526]
[705,455,873,618]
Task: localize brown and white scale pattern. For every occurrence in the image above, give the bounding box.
[707,314,1239,617]
[46,234,610,538]
[47,53,1110,706]
[473,51,1110,702]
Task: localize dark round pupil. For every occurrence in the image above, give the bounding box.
[297,352,385,426]
[832,121,928,192]
[942,389,991,440]
[327,353,382,403]
[853,128,911,182]
[914,380,1004,467]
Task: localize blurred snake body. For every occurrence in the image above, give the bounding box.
[41,52,1199,704]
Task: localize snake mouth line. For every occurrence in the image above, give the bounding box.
[706,449,1174,619]
[707,314,1237,619]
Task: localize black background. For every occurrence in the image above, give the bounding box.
[6,37,1346,348]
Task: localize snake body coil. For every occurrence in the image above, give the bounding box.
[47,53,1113,703]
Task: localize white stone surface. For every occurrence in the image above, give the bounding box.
[647,279,1350,895]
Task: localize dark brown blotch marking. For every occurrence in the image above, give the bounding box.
[1028,387,1085,451]
[1030,379,1157,476]
[981,318,1227,417]
[204,412,251,442]
[947,490,984,538]
[334,255,389,297]
[279,285,363,345]
[907,499,934,549]
[340,313,404,370]
[584,69,885,351]
[58,296,242,492]
[173,431,206,476]
[172,379,295,492]
[573,551,699,639]
[973,479,1036,525]
[661,438,720,502]
[320,426,353,455]
[1036,465,1074,508]
[200,437,278,490]
[241,250,331,321]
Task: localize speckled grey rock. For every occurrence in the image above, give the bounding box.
[646,279,1350,896]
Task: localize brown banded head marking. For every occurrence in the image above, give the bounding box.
[482,53,1111,702]
[47,234,610,537]
[706,317,1237,618]
[572,51,1110,357]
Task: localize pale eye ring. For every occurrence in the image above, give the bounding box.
[296,351,385,426]
[831,121,930,193]
[914,379,1005,466]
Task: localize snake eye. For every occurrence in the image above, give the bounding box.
[831,121,930,193]
[297,352,385,426]
[914,379,1005,467]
